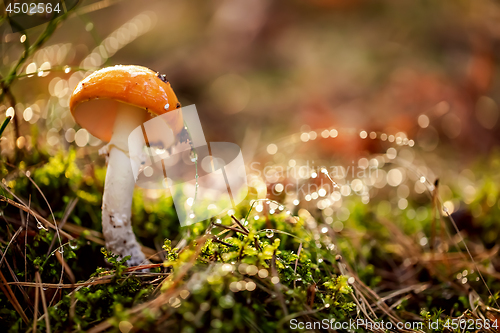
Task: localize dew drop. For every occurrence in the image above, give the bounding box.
[265,229,274,238]
[190,149,197,162]
[69,239,79,250]
[58,247,64,254]
[37,222,47,230]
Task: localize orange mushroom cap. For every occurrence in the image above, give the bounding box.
[69,65,183,143]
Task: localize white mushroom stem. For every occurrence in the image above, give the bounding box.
[101,104,148,266]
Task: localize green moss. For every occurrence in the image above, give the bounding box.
[1,149,500,332]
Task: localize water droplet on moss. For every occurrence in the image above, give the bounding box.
[265,229,274,238]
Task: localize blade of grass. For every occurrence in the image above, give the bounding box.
[0,270,29,324]
[22,172,63,263]
[0,195,73,239]
[0,116,11,137]
[33,277,39,333]
[25,195,31,283]
[47,197,78,255]
[35,271,51,333]
[0,225,23,267]
[443,208,500,309]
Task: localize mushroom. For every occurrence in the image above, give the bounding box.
[69,65,183,266]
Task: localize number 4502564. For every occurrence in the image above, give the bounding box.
[5,2,61,15]
[444,319,498,330]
